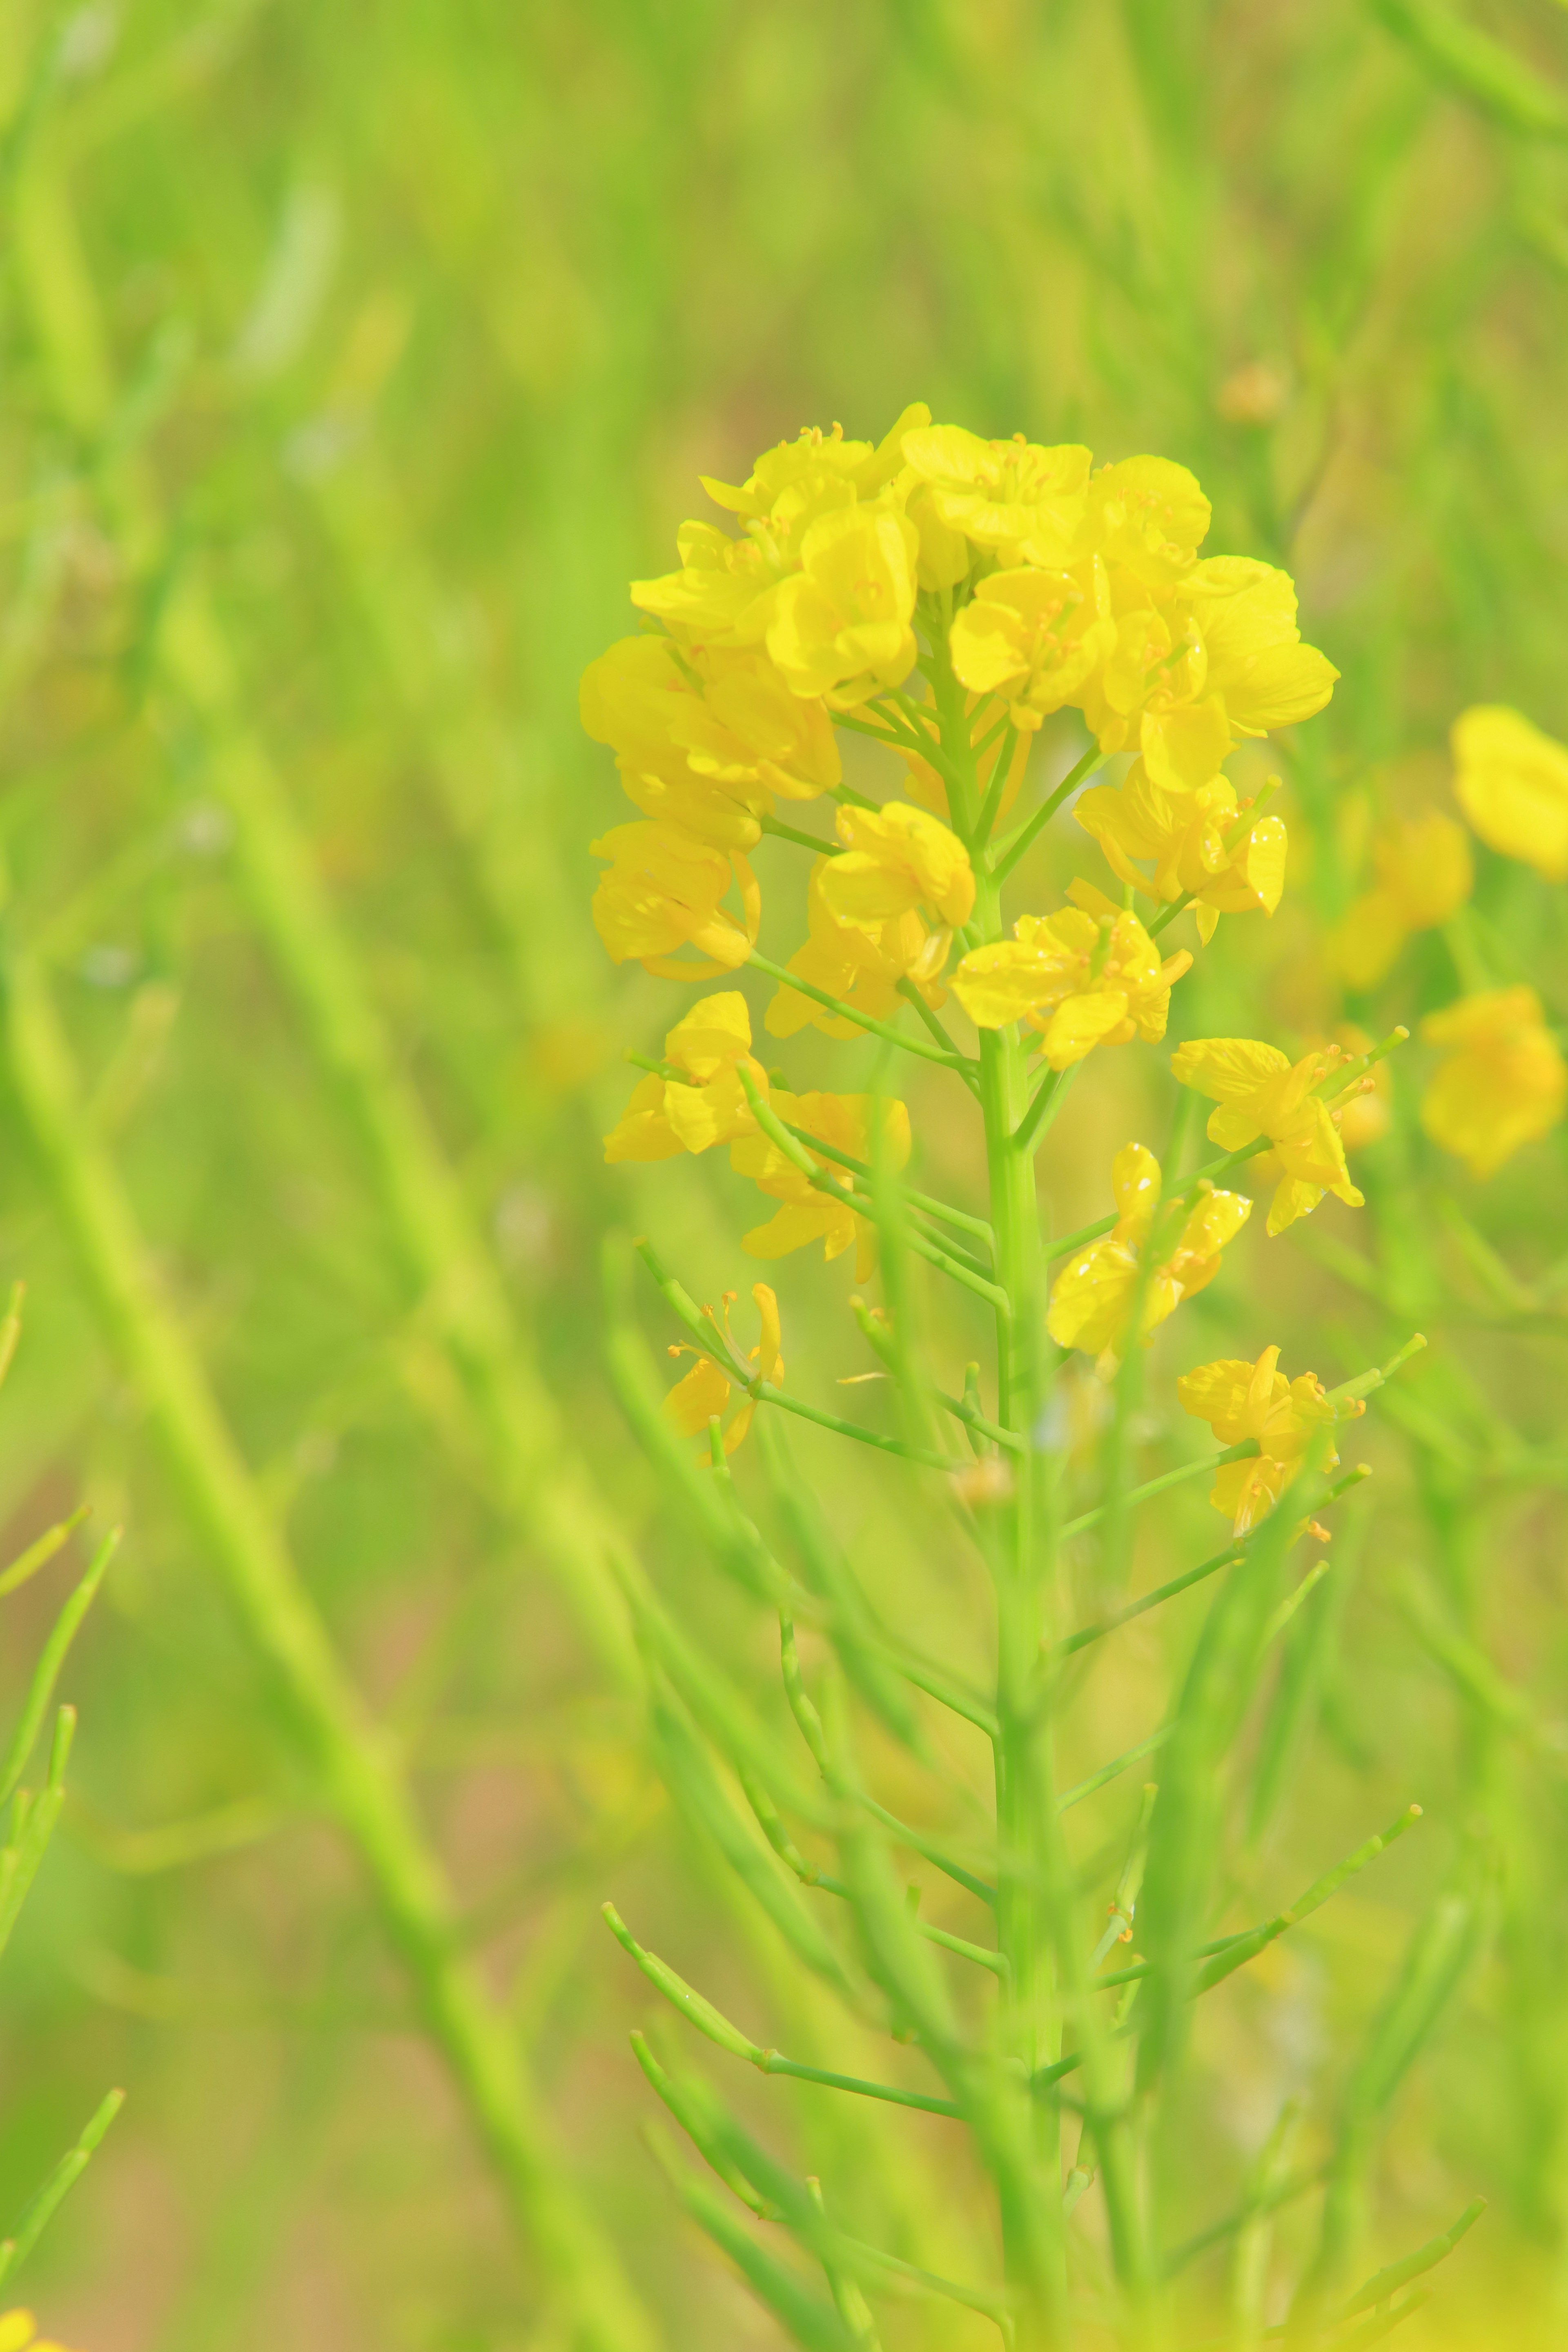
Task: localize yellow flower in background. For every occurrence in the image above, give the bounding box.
[1421,987,1568,1178]
[1178,1345,1363,1533]
[579,636,841,850]
[1452,704,1568,882]
[953,881,1192,1069]
[1047,1141,1252,1370]
[0,2315,77,2352]
[1329,810,1472,989]
[818,801,975,933]
[949,562,1115,731]
[765,857,953,1040]
[901,426,1093,567]
[604,993,765,1162]
[731,1091,911,1275]
[1085,454,1211,586]
[665,1283,783,1457]
[1171,1036,1364,1234]
[590,821,759,978]
[766,503,919,704]
[1075,762,1287,941]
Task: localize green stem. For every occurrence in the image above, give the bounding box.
[0,944,657,2352]
[747,947,976,1076]
[990,745,1107,884]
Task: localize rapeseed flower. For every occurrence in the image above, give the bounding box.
[731,1091,910,1274]
[665,1283,783,1457]
[1178,1345,1363,1533]
[766,502,920,704]
[952,881,1192,1069]
[1171,1037,1364,1234]
[765,805,970,1040]
[1047,1143,1252,1371]
[1452,704,1568,882]
[1085,454,1211,586]
[1329,810,1472,989]
[604,993,764,1162]
[818,802,974,933]
[901,426,1093,568]
[1075,762,1286,940]
[1420,987,1568,1178]
[579,636,840,849]
[590,822,759,978]
[949,563,1115,732]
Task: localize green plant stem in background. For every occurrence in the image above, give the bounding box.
[9,148,639,1697]
[0,944,657,2352]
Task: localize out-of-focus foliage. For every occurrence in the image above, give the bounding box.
[0,1,1564,2346]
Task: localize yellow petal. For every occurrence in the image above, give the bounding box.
[1046,1238,1140,1356]
[1171,1036,1290,1102]
[665,1356,732,1438]
[1452,704,1568,883]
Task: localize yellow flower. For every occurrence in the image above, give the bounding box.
[1451,704,1568,882]
[766,502,920,704]
[665,1283,783,1458]
[1047,1142,1252,1370]
[1170,1037,1365,1234]
[1075,762,1287,941]
[590,821,760,979]
[949,563,1116,732]
[0,2316,77,2352]
[819,801,974,933]
[604,993,765,1163]
[1085,455,1211,586]
[630,515,791,646]
[1078,557,1336,776]
[700,405,931,521]
[1178,1345,1362,1533]
[580,636,840,849]
[952,880,1193,1069]
[901,426,1093,568]
[1329,811,1472,989]
[730,1091,910,1275]
[1420,987,1568,1179]
[765,857,951,1041]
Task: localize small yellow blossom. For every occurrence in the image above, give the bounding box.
[579,636,840,849]
[949,563,1116,732]
[1329,810,1472,989]
[766,503,919,704]
[701,405,931,521]
[819,801,975,933]
[1085,455,1211,585]
[1047,1143,1252,1370]
[952,880,1192,1069]
[1075,762,1287,941]
[1178,1345,1363,1533]
[604,993,765,1162]
[1420,987,1568,1179]
[765,858,951,1041]
[1451,704,1568,883]
[1171,1037,1364,1234]
[665,1283,783,1457]
[630,514,793,646]
[0,2315,77,2352]
[1079,557,1336,773]
[731,1091,911,1275]
[590,821,760,978]
[901,427,1093,568]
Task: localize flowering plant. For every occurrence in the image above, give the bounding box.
[585,409,1558,2348]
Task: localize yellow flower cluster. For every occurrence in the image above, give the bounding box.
[766,802,973,1039]
[1179,1347,1364,1534]
[1047,1144,1252,1371]
[604,993,908,1277]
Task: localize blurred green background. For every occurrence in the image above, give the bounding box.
[1,2,1566,2345]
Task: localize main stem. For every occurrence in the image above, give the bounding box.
[932,651,1067,2345]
